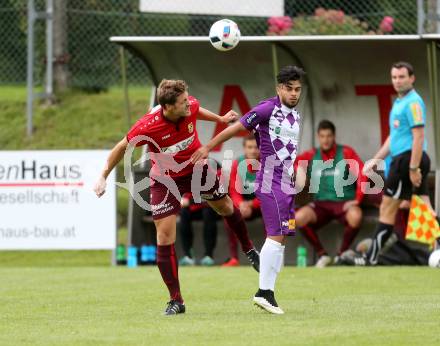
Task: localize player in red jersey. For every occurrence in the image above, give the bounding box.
[94,79,259,315]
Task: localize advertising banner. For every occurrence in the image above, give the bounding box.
[0,150,116,250]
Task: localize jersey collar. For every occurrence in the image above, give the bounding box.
[397,88,415,101]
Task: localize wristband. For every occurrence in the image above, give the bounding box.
[409,166,420,172]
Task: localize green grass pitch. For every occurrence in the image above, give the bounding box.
[1,266,440,345]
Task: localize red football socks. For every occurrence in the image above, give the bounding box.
[223,220,239,259]
[156,244,183,303]
[224,207,253,253]
[301,225,327,257]
[339,225,360,255]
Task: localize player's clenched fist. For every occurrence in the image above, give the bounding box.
[222,110,238,123]
[94,176,107,197]
[190,146,209,164]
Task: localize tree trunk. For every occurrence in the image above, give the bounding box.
[53,0,68,91]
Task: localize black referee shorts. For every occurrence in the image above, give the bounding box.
[384,150,430,201]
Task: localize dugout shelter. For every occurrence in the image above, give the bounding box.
[111,35,440,262]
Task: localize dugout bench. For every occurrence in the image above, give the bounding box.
[127,169,436,265]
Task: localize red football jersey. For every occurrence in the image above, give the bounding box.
[126,96,201,178]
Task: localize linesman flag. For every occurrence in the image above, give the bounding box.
[405,195,440,248]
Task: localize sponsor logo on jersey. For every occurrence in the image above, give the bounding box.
[269,115,300,143]
[188,122,194,133]
[410,102,423,124]
[321,167,342,177]
[246,112,257,124]
[162,134,195,154]
[393,119,400,128]
[151,202,171,211]
[281,219,296,230]
[162,134,171,140]
[288,219,296,230]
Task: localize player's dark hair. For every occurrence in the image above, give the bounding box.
[317,119,335,134]
[391,61,414,76]
[277,65,306,84]
[243,133,256,145]
[157,79,188,107]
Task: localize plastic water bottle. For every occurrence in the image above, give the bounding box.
[139,245,156,264]
[127,246,138,268]
[147,245,157,262]
[116,244,126,265]
[140,245,149,263]
[297,246,307,267]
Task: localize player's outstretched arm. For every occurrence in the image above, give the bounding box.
[197,107,238,124]
[190,121,247,163]
[94,137,129,197]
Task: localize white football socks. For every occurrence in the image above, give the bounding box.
[259,238,285,291]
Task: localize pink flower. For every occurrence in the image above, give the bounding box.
[380,16,394,33]
[267,25,280,35]
[334,10,345,24]
[267,16,293,35]
[383,16,394,24]
[315,8,326,17]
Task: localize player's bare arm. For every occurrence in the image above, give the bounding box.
[94,137,129,197]
[190,121,246,163]
[197,107,238,123]
[409,126,424,187]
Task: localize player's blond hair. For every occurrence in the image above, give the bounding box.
[157,79,188,107]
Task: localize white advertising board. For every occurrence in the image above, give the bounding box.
[139,0,284,17]
[0,150,116,250]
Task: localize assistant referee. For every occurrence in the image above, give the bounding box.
[352,61,432,266]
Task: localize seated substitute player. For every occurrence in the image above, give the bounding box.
[94,79,260,315]
[294,120,365,267]
[192,65,306,314]
[349,61,432,266]
[223,133,262,267]
[178,192,219,266]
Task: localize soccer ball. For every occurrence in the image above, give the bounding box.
[428,249,440,268]
[209,19,240,51]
